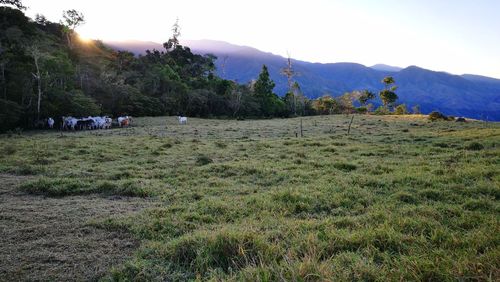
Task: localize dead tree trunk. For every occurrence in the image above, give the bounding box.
[347,115,354,135]
[27,45,43,122]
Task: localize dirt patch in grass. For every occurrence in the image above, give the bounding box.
[0,174,152,281]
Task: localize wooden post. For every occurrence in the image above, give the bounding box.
[300,118,303,137]
[347,115,354,135]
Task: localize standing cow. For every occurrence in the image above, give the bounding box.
[178,116,187,125]
[47,117,54,129]
[118,116,132,127]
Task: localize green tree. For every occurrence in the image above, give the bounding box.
[312,95,339,115]
[379,76,398,110]
[254,65,281,116]
[358,89,375,106]
[338,92,356,114]
[254,65,275,97]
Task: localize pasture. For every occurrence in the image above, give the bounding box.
[0,115,499,281]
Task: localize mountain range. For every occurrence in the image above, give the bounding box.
[105,39,500,121]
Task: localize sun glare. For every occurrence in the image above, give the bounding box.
[77,33,92,43]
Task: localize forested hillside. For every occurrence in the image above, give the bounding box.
[0,6,243,131]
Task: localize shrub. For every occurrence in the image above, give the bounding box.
[196,155,213,166]
[374,106,390,115]
[355,107,368,114]
[428,111,448,121]
[394,104,408,115]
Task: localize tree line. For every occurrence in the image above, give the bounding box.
[0,1,414,131]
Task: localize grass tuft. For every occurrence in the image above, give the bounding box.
[333,162,357,172]
[196,155,213,166]
[464,142,484,151]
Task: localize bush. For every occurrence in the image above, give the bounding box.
[196,155,213,166]
[355,107,368,114]
[394,104,408,115]
[428,111,448,121]
[373,106,390,115]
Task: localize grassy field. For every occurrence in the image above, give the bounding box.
[0,115,499,281]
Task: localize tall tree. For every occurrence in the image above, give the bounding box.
[254,65,275,98]
[60,9,85,49]
[379,76,398,110]
[26,44,45,121]
[254,65,283,116]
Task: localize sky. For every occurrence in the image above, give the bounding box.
[23,0,500,78]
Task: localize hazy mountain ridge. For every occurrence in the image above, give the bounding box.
[105,39,500,120]
[370,64,403,72]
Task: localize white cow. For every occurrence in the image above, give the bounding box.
[47,117,54,129]
[62,116,78,130]
[104,117,112,129]
[92,116,106,129]
[178,116,187,125]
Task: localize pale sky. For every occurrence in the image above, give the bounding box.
[24,0,500,78]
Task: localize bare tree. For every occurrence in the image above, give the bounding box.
[280,52,301,115]
[26,44,45,121]
[229,85,243,117]
[163,18,181,51]
[61,9,85,49]
[280,52,298,91]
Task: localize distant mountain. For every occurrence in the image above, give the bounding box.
[105,39,500,121]
[370,64,403,72]
[105,40,162,55]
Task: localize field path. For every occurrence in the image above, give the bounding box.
[0,174,151,281]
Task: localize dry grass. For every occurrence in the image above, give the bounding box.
[0,174,153,281]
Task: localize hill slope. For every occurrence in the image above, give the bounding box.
[106,39,500,121]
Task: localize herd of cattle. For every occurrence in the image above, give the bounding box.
[42,116,133,130]
[42,116,188,130]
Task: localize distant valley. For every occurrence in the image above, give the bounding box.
[105,39,500,121]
